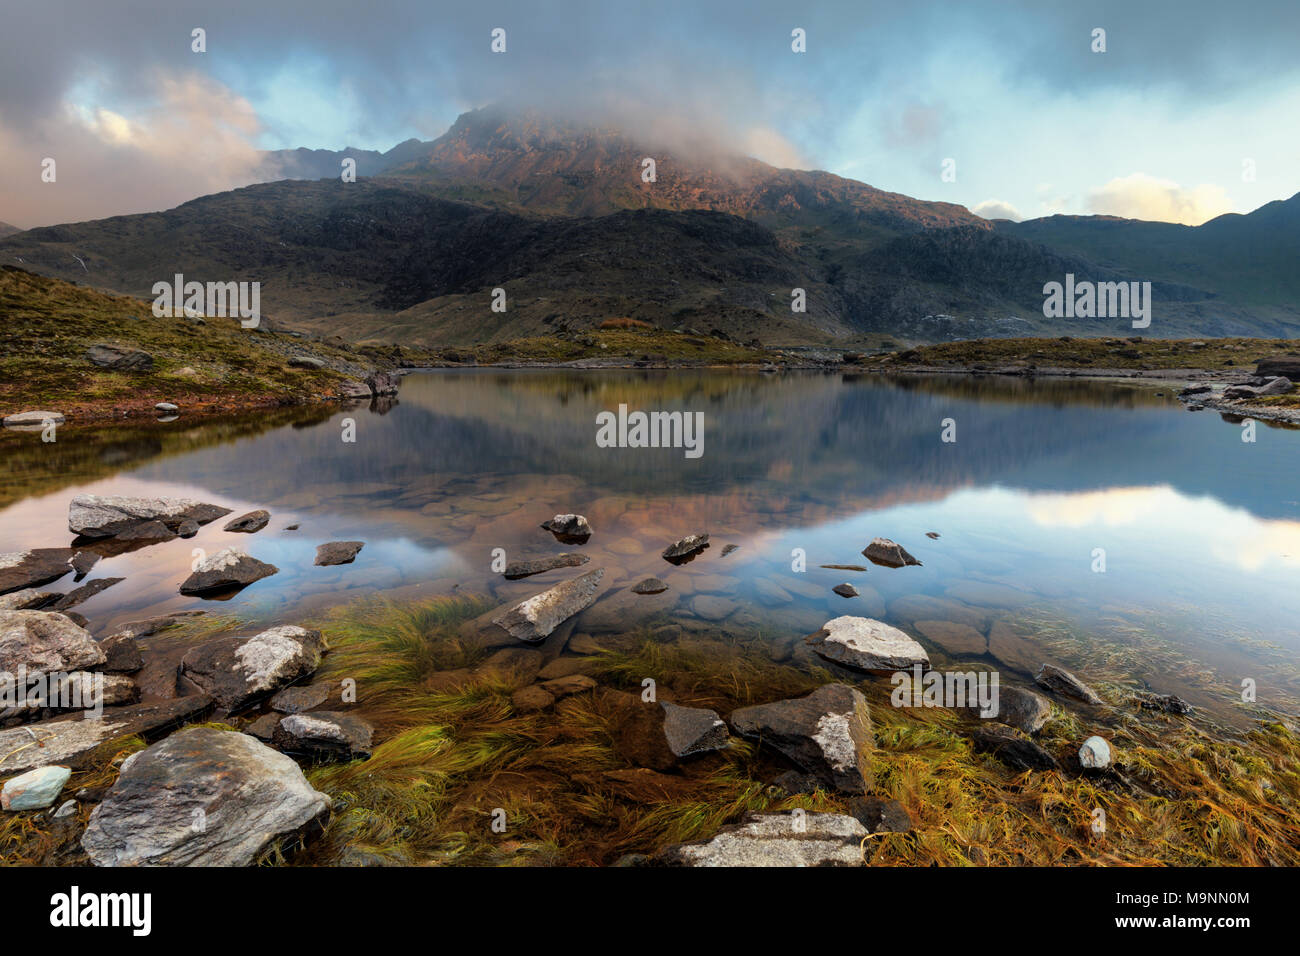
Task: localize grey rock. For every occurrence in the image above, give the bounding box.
[1035,663,1103,705]
[862,537,921,568]
[491,568,606,643]
[180,625,325,713]
[272,711,373,760]
[1134,691,1193,715]
[660,701,729,757]
[269,683,330,714]
[245,713,281,742]
[51,577,124,610]
[0,610,105,673]
[503,552,588,579]
[832,583,859,598]
[0,548,77,595]
[662,533,709,563]
[154,402,179,413]
[288,355,326,369]
[993,685,1052,734]
[630,577,669,594]
[1079,735,1112,770]
[223,510,270,533]
[654,812,868,866]
[806,616,929,672]
[971,725,1059,771]
[540,513,592,542]
[112,519,176,542]
[729,683,873,793]
[69,493,231,539]
[0,588,61,610]
[314,541,365,566]
[81,727,330,866]
[99,632,144,673]
[2,765,72,810]
[85,344,153,371]
[846,796,913,834]
[179,547,278,596]
[366,370,401,395]
[3,410,65,428]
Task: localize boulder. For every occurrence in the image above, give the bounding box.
[272,711,373,760]
[503,552,588,579]
[0,588,62,610]
[269,683,331,714]
[630,577,668,594]
[832,583,859,598]
[314,541,365,566]
[112,520,176,542]
[81,727,331,866]
[85,344,153,371]
[971,725,1059,771]
[3,410,65,428]
[223,510,270,533]
[654,812,868,866]
[862,537,921,568]
[805,616,929,672]
[288,355,326,369]
[729,683,873,793]
[0,610,105,673]
[491,568,606,643]
[179,547,279,596]
[846,796,913,834]
[366,370,402,395]
[98,632,144,673]
[660,701,729,758]
[662,533,709,563]
[180,626,325,713]
[537,674,597,698]
[2,765,72,810]
[69,494,231,539]
[992,685,1052,734]
[29,671,139,710]
[1134,691,1193,715]
[0,549,77,595]
[511,685,555,712]
[540,513,592,543]
[1035,663,1103,705]
[1255,357,1300,379]
[155,402,179,413]
[1079,735,1112,770]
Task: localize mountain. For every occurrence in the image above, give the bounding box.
[0,221,22,238]
[1,106,1297,344]
[257,137,432,181]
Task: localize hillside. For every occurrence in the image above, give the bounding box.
[0,221,21,238]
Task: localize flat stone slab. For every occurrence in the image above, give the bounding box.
[272,711,373,760]
[0,588,62,610]
[0,549,77,596]
[806,616,930,672]
[315,541,365,566]
[654,812,869,866]
[503,552,589,579]
[69,493,231,539]
[492,568,606,643]
[180,626,325,713]
[3,410,65,427]
[269,683,331,713]
[51,577,124,611]
[179,547,279,596]
[0,609,106,673]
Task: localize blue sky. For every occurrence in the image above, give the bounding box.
[3,0,1298,227]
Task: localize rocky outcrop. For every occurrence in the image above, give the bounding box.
[85,344,153,371]
[729,684,873,793]
[805,616,930,672]
[179,548,279,596]
[0,549,77,595]
[503,552,588,579]
[1256,357,1300,379]
[0,610,105,673]
[81,727,331,866]
[272,711,373,760]
[1035,663,1103,705]
[366,370,402,395]
[223,510,270,533]
[491,568,605,643]
[314,541,365,566]
[862,537,921,568]
[180,626,325,713]
[653,812,869,866]
[69,494,231,539]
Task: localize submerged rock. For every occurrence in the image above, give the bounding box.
[51,577,123,611]
[630,577,669,594]
[81,727,330,866]
[729,684,873,794]
[1079,735,1112,770]
[662,533,709,563]
[862,537,922,568]
[491,568,606,643]
[2,765,72,810]
[805,616,929,672]
[315,541,365,566]
[0,610,106,673]
[272,711,373,760]
[180,625,325,713]
[0,549,78,595]
[1035,663,1104,705]
[69,493,231,539]
[503,552,589,579]
[541,514,592,543]
[179,547,279,596]
[223,510,270,533]
[654,812,868,866]
[1134,691,1193,715]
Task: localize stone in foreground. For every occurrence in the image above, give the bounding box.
[805,616,929,672]
[1079,735,1112,770]
[492,568,606,643]
[82,727,330,866]
[0,609,106,673]
[1035,663,1103,705]
[0,588,61,610]
[729,683,873,793]
[180,625,325,713]
[862,537,922,568]
[0,549,78,595]
[660,701,729,758]
[2,765,72,810]
[994,685,1052,734]
[272,711,373,760]
[179,547,279,596]
[971,726,1059,771]
[502,552,588,579]
[315,541,365,566]
[654,812,868,866]
[69,493,231,539]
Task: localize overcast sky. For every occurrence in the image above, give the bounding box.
[2,0,1298,228]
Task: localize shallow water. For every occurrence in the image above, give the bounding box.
[4,369,1299,722]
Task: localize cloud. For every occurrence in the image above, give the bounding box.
[1086,172,1234,225]
[971,199,1022,221]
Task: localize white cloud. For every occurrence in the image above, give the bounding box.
[1086,172,1234,225]
[971,198,1022,221]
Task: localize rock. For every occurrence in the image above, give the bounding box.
[820,564,868,572]
[690,595,737,621]
[503,552,588,579]
[536,674,597,698]
[113,519,176,542]
[568,633,603,655]
[366,369,401,395]
[288,355,326,369]
[180,626,325,713]
[770,770,823,795]
[154,402,179,413]
[925,532,941,539]
[0,610,105,673]
[805,616,929,672]
[662,533,709,563]
[283,523,299,531]
[1078,735,1112,770]
[628,577,667,595]
[111,610,206,639]
[720,544,740,556]
[176,519,200,538]
[511,685,555,712]
[51,577,124,611]
[862,537,921,568]
[2,766,72,810]
[993,685,1052,733]
[0,548,78,595]
[1256,376,1293,396]
[754,578,793,606]
[29,671,139,710]
[245,713,281,741]
[0,696,214,775]
[85,344,153,371]
[536,657,593,680]
[729,684,873,793]
[340,381,372,399]
[3,410,65,428]
[53,799,77,818]
[661,701,729,757]
[1178,384,1212,398]
[315,541,365,566]
[846,796,913,834]
[654,812,868,866]
[491,568,606,643]
[1134,691,1193,715]
[69,551,100,578]
[223,510,270,533]
[1255,357,1300,379]
[269,683,330,714]
[913,619,987,656]
[475,647,544,683]
[832,583,859,598]
[971,726,1059,771]
[541,514,592,543]
[179,547,279,596]
[0,588,61,610]
[81,727,331,866]
[69,493,231,539]
[272,711,373,760]
[1035,663,1103,705]
[98,632,144,673]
